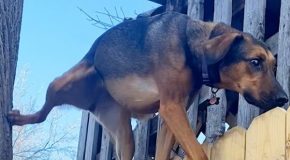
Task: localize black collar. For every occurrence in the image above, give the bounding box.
[201,56,221,86]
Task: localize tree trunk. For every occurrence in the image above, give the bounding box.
[0,0,23,159]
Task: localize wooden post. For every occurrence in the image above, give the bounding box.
[205,0,232,143]
[99,129,113,160]
[277,0,290,108]
[77,112,89,160]
[206,90,227,143]
[213,0,232,24]
[77,112,102,160]
[84,115,101,160]
[134,120,150,160]
[187,0,204,20]
[265,33,278,56]
[237,0,266,128]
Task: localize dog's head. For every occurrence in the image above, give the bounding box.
[201,32,288,109]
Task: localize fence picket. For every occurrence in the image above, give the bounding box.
[245,108,286,160]
[210,127,246,160]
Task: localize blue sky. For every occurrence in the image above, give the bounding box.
[18,0,158,102]
[16,0,158,158]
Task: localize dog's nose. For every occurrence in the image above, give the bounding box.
[275,93,288,107]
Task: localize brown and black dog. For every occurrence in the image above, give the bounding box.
[8,12,288,160]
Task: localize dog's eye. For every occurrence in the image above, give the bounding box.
[250,59,260,66]
[249,58,262,70]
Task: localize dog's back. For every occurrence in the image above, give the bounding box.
[93,12,211,79]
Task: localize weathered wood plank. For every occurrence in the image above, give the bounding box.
[265,32,278,56]
[213,0,232,24]
[205,0,232,143]
[237,96,260,129]
[187,0,204,20]
[134,120,150,160]
[245,107,286,160]
[77,111,90,160]
[85,114,101,160]
[237,0,266,129]
[277,0,290,108]
[243,0,266,40]
[100,129,113,160]
[206,89,227,143]
[210,127,246,160]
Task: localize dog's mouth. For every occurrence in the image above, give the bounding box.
[243,92,283,110]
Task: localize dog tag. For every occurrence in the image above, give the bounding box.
[209,97,218,105]
[198,97,220,111]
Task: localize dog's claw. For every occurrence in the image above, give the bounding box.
[7,109,22,125]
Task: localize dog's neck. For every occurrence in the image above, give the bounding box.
[201,57,220,87]
[201,22,239,87]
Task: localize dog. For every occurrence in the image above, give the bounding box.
[8,12,288,160]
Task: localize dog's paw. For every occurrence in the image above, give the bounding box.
[7,109,23,126]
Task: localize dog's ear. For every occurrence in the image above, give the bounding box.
[202,32,243,64]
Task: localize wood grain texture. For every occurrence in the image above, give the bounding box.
[77,111,90,160]
[210,127,246,160]
[206,89,227,142]
[84,115,101,160]
[237,0,266,129]
[265,32,278,56]
[133,120,150,160]
[213,0,232,24]
[243,0,266,40]
[0,0,23,159]
[245,107,286,160]
[187,0,204,20]
[277,0,290,108]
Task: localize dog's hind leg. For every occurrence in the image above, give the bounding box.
[92,91,134,160]
[8,61,101,126]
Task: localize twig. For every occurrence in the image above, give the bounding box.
[78,7,112,30]
[78,6,131,30]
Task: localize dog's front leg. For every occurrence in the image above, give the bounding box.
[155,118,175,160]
[159,99,207,160]
[155,67,208,160]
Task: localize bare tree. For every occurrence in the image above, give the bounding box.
[0,0,24,159]
[12,67,79,160]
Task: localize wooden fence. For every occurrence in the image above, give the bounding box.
[77,0,290,159]
[198,107,290,160]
